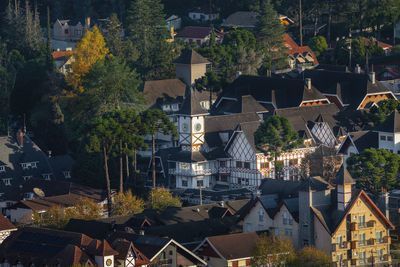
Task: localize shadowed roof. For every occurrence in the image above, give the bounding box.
[172,49,210,64]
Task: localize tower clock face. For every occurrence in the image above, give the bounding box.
[182,123,188,132]
[194,123,202,132]
[106,259,112,266]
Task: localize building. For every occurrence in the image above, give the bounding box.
[221,11,293,29]
[188,7,218,22]
[53,18,89,41]
[166,15,182,32]
[283,34,319,71]
[52,51,74,74]
[193,232,259,267]
[175,26,224,46]
[362,37,393,55]
[241,166,395,266]
[0,227,150,267]
[0,215,16,244]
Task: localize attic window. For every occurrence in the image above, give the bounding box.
[2,178,11,186]
[23,176,32,181]
[63,171,71,179]
[0,166,5,173]
[42,174,51,180]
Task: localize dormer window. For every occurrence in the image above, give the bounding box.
[21,163,28,170]
[172,104,179,111]
[31,162,37,168]
[21,162,38,170]
[23,176,32,181]
[2,178,11,186]
[0,166,5,173]
[63,171,71,179]
[42,174,52,180]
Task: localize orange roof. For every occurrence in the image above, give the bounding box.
[283,34,319,65]
[0,215,16,231]
[363,37,393,50]
[52,51,73,60]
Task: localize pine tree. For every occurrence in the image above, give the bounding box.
[255,0,286,71]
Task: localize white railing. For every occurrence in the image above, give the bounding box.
[169,168,216,176]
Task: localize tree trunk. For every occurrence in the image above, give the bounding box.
[152,134,156,189]
[125,143,130,189]
[103,146,112,215]
[299,0,303,46]
[327,0,332,46]
[119,139,123,193]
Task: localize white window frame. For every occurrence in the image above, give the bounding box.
[2,178,11,186]
[0,165,5,173]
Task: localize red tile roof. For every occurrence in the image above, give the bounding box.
[88,239,119,256]
[363,37,393,50]
[0,215,16,231]
[283,34,319,65]
[52,51,73,60]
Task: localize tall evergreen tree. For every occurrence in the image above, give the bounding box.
[255,0,286,71]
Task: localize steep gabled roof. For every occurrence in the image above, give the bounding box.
[335,165,354,185]
[178,88,210,115]
[87,239,118,256]
[221,11,259,28]
[142,79,187,110]
[298,176,333,192]
[173,49,210,64]
[376,110,400,133]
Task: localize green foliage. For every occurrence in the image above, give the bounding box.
[254,116,302,178]
[347,148,400,196]
[222,30,258,50]
[255,0,286,71]
[252,233,294,266]
[288,246,331,267]
[112,190,145,216]
[363,99,400,126]
[141,109,178,137]
[149,187,182,210]
[308,36,328,57]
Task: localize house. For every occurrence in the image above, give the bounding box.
[363,37,393,55]
[0,133,67,197]
[283,34,319,71]
[193,232,259,267]
[240,166,394,266]
[52,51,74,74]
[4,180,107,223]
[53,18,90,41]
[188,7,218,22]
[0,227,150,267]
[109,232,207,266]
[166,15,182,31]
[304,69,396,110]
[221,11,293,29]
[175,26,224,46]
[0,215,16,244]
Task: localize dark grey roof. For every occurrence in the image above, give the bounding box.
[335,165,354,185]
[259,179,301,198]
[179,89,210,115]
[177,187,252,202]
[48,155,74,180]
[304,69,392,109]
[221,11,258,28]
[376,110,400,133]
[173,50,210,65]
[225,121,262,153]
[217,75,328,110]
[142,79,187,110]
[298,176,333,192]
[168,150,209,163]
[338,130,379,154]
[213,95,271,115]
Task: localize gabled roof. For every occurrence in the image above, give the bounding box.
[87,239,118,256]
[142,79,187,110]
[178,88,210,115]
[221,11,259,28]
[337,130,379,155]
[259,179,302,198]
[173,49,210,64]
[52,51,73,61]
[195,232,259,260]
[0,215,16,231]
[283,34,319,65]
[376,110,400,133]
[335,165,354,185]
[312,190,395,235]
[112,239,150,264]
[298,176,333,192]
[52,244,94,267]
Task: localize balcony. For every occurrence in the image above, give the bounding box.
[350,222,358,231]
[169,168,215,176]
[367,220,376,227]
[332,242,348,251]
[351,241,358,249]
[367,238,375,246]
[383,254,392,262]
[383,236,391,244]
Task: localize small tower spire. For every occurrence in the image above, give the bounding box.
[336,165,355,211]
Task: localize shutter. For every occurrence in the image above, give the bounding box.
[232,261,238,267]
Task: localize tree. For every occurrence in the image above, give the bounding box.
[254,116,302,178]
[85,116,121,214]
[235,47,264,75]
[252,233,294,266]
[307,36,328,57]
[149,187,182,211]
[255,0,286,71]
[66,26,108,93]
[288,246,331,267]
[347,148,400,196]
[363,99,400,126]
[112,190,145,216]
[82,56,144,117]
[141,109,177,188]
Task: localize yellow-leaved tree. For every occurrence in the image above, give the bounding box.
[112,190,145,216]
[149,187,182,211]
[66,26,109,93]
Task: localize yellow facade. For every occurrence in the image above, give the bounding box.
[330,195,392,266]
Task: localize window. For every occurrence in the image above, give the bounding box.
[376,249,383,262]
[260,162,269,169]
[42,174,51,180]
[289,216,293,225]
[169,250,173,255]
[181,179,188,187]
[23,176,32,181]
[241,178,249,185]
[376,231,383,243]
[74,29,82,36]
[31,162,37,168]
[336,236,344,248]
[359,251,366,264]
[336,254,342,263]
[244,162,250,169]
[359,233,366,246]
[0,166,5,173]
[219,174,228,182]
[289,159,298,166]
[283,212,288,225]
[358,215,366,228]
[2,178,11,186]
[388,136,394,141]
[21,163,28,170]
[236,161,242,168]
[64,29,69,34]
[63,171,71,179]
[285,229,292,237]
[197,180,204,187]
[219,161,226,167]
[381,135,386,141]
[259,209,264,222]
[303,239,309,246]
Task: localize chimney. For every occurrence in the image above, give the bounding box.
[355,64,361,74]
[219,201,224,207]
[17,131,24,147]
[235,71,242,79]
[305,78,312,89]
[369,71,376,84]
[378,189,390,220]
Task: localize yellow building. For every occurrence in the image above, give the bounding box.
[312,166,395,267]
